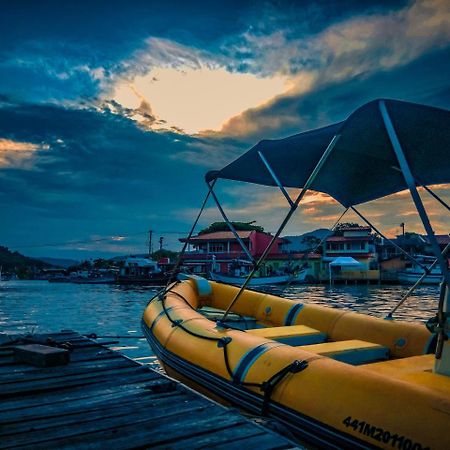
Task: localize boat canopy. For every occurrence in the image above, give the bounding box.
[206,99,450,207]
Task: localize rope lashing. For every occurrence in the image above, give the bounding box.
[260,360,309,415]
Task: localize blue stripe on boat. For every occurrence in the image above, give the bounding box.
[234,342,280,383]
[284,303,304,326]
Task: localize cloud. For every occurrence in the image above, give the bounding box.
[0,139,49,168]
[99,37,291,134]
[0,100,211,257]
[218,0,450,139]
[178,181,449,239]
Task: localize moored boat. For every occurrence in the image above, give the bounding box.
[116,257,172,285]
[398,255,443,284]
[209,271,292,286]
[143,99,450,449]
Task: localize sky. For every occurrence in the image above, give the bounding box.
[0,0,449,260]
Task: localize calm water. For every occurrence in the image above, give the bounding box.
[0,280,439,366]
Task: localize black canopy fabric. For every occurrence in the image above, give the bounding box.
[206,99,450,207]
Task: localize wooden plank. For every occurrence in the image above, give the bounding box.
[0,373,163,413]
[156,422,266,449]
[209,431,296,450]
[0,397,210,448]
[0,357,136,383]
[10,406,239,450]
[0,354,125,376]
[0,346,122,367]
[2,401,217,449]
[1,365,149,396]
[0,391,183,434]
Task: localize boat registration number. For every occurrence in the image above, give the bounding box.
[342,416,429,450]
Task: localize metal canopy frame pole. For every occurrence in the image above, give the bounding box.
[351,206,428,271]
[391,166,450,213]
[421,184,450,213]
[258,151,294,207]
[207,181,256,265]
[387,240,450,318]
[379,100,450,287]
[280,206,349,295]
[218,134,341,323]
[166,182,215,287]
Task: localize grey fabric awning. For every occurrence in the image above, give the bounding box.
[206,99,450,207]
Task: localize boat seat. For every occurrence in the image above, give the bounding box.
[298,339,389,365]
[360,355,450,395]
[247,325,327,346]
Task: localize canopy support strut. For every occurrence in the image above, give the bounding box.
[351,206,428,271]
[258,151,294,207]
[166,182,215,287]
[421,184,450,213]
[387,240,450,319]
[207,181,256,266]
[280,206,349,295]
[218,134,341,324]
[391,166,450,213]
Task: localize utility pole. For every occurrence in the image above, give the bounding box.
[148,230,153,257]
[159,236,164,251]
[400,222,405,237]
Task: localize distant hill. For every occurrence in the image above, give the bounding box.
[35,257,80,268]
[0,246,51,278]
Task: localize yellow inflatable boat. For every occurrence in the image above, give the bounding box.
[143,278,448,449]
[143,100,450,448]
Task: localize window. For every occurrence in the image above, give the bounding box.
[209,243,225,253]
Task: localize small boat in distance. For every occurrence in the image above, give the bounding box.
[398,255,443,284]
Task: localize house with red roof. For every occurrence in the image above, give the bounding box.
[179,230,287,276]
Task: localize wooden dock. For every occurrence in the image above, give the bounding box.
[0,331,298,449]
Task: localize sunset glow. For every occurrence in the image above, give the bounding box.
[111,67,290,134]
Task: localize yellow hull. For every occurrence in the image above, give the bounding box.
[142,279,450,449]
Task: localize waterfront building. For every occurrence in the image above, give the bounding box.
[179,230,286,275]
[322,226,379,282]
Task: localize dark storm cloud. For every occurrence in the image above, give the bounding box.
[0,0,257,103]
[0,101,207,202]
[0,101,216,255]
